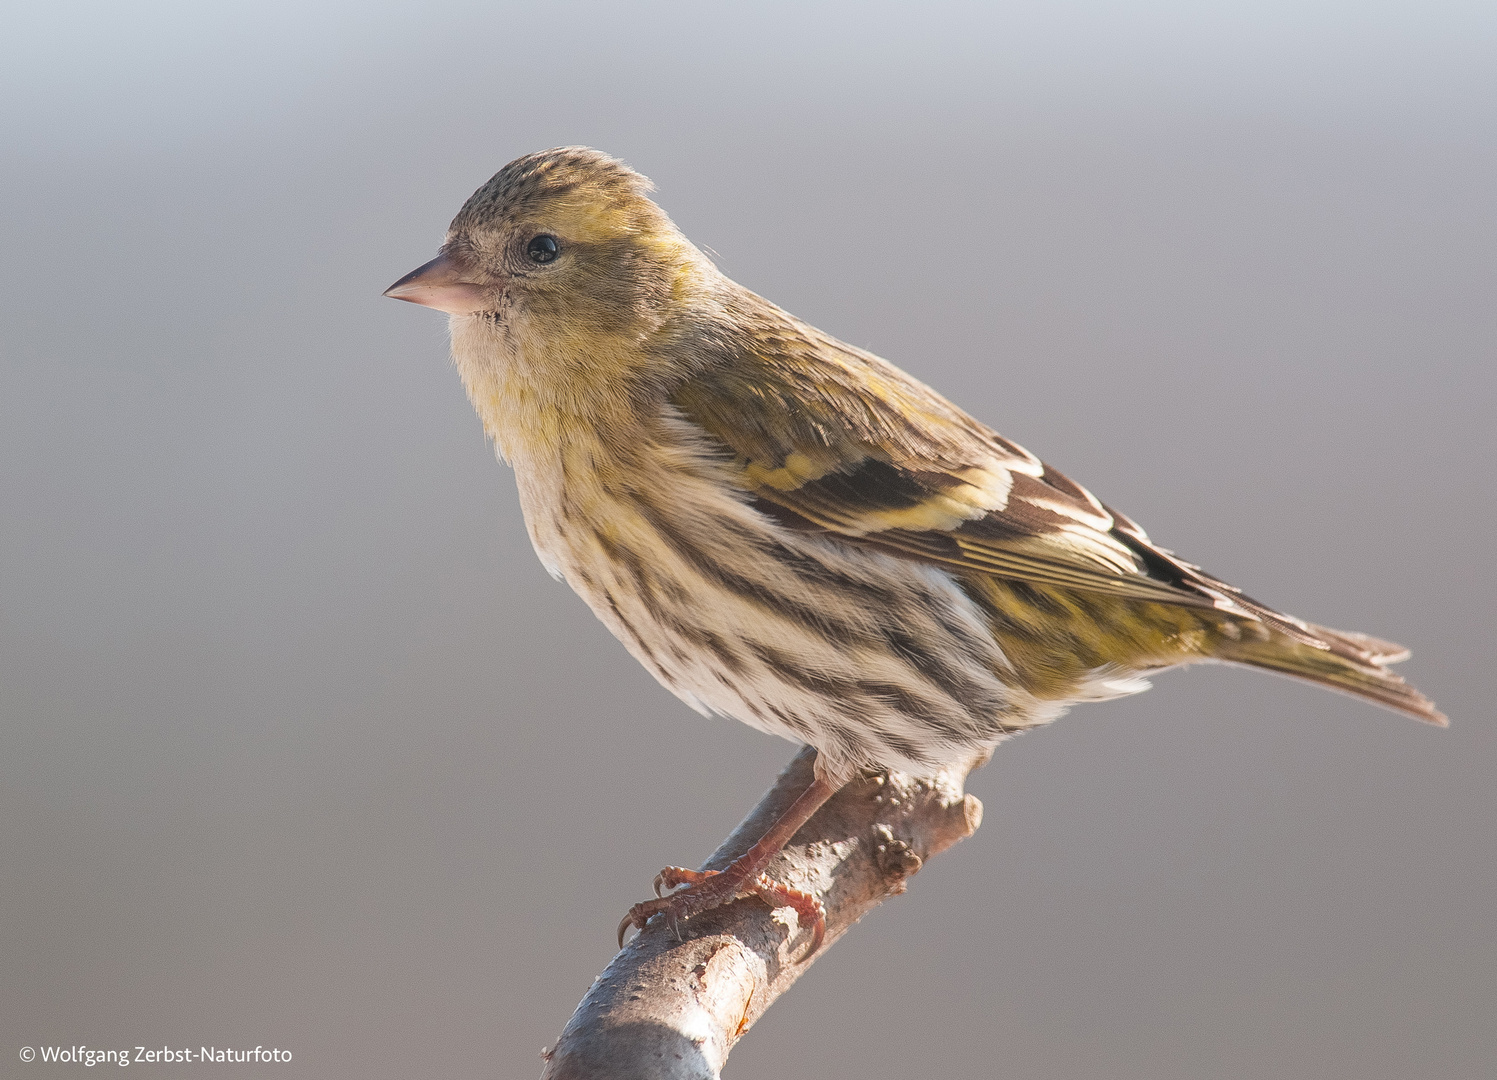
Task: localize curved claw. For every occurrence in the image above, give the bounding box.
[794,914,827,962]
[618,899,665,949]
[616,886,682,946]
[618,863,825,959]
[617,912,638,949]
[751,875,826,963]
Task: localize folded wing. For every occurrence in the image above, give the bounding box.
[673,315,1343,653]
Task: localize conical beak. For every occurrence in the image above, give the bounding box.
[383,252,492,314]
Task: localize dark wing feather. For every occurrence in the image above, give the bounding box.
[669,312,1323,628]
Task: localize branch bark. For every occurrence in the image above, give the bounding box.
[539,746,985,1080]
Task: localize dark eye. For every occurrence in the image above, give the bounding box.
[526,234,559,264]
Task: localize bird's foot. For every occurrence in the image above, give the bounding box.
[617,863,825,960]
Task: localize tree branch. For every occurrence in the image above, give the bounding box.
[539,746,985,1079]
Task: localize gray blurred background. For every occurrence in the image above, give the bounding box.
[2,2,1493,1077]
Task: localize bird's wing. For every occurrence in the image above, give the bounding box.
[670,319,1317,634]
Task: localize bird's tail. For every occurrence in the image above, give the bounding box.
[1214,621,1446,726]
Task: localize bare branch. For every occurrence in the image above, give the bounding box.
[540,746,985,1080]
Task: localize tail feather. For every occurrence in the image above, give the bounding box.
[1216,630,1446,727]
[1305,623,1413,666]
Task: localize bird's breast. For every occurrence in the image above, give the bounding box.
[506,430,1042,778]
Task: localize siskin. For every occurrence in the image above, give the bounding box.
[386,146,1443,954]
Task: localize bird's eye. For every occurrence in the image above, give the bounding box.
[527,235,560,264]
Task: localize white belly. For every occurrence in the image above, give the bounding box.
[509,438,1046,781]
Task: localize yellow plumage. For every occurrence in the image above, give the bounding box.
[386,145,1443,950]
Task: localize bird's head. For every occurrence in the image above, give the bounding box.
[385,147,709,347]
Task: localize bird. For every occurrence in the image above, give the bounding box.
[384,146,1444,956]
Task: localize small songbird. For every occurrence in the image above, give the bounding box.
[385,146,1444,955]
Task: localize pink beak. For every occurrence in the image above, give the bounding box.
[383,252,492,314]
